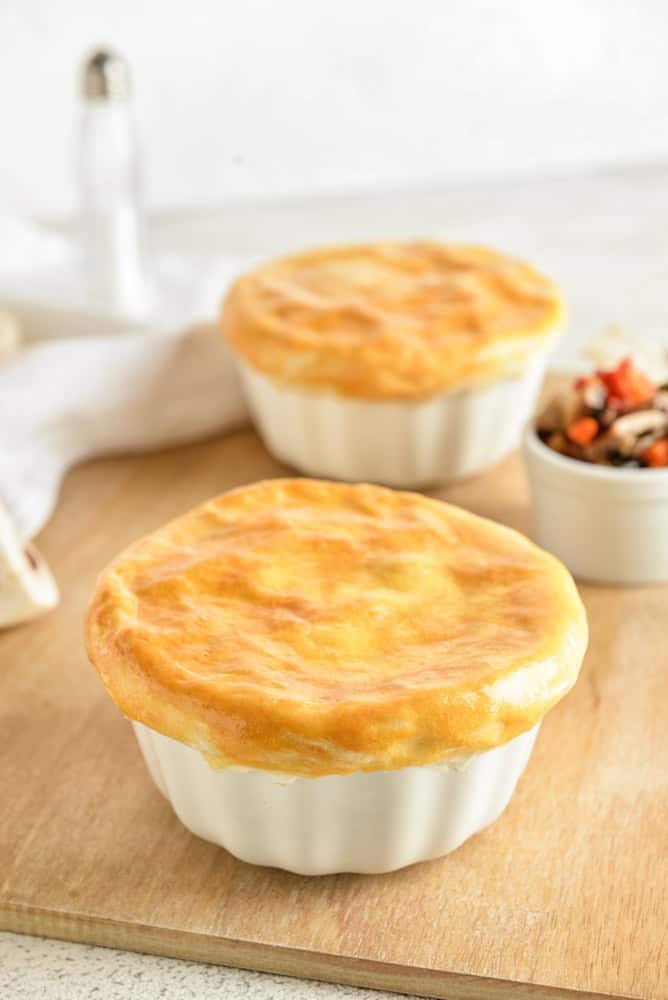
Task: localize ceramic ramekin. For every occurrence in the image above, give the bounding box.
[237,350,550,487]
[523,427,668,584]
[133,721,539,875]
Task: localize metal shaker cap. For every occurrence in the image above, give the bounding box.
[81,48,131,100]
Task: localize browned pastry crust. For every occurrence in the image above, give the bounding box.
[86,479,587,777]
[221,242,562,400]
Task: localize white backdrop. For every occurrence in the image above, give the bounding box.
[3,0,668,217]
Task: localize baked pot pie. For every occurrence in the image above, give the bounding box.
[221,242,563,486]
[86,479,587,874]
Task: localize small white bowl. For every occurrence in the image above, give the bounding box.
[237,351,550,487]
[523,427,668,584]
[133,721,540,875]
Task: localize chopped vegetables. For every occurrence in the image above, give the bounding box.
[640,439,668,468]
[596,356,656,409]
[566,417,599,447]
[537,356,668,468]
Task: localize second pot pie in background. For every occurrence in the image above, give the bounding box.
[221,241,562,485]
[86,479,587,874]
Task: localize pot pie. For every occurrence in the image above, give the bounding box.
[219,241,563,486]
[221,241,562,400]
[86,479,587,779]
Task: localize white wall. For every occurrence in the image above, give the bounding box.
[3,0,668,216]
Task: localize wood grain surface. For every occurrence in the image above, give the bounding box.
[1,411,666,999]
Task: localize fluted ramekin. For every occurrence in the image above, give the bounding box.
[524,426,668,584]
[132,721,539,875]
[235,351,549,487]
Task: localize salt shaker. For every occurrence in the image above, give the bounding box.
[78,48,154,320]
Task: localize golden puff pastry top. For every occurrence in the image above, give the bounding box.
[221,241,562,400]
[87,480,587,778]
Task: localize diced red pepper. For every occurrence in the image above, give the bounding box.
[640,438,668,468]
[565,416,599,446]
[596,356,655,409]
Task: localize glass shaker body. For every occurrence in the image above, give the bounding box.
[78,98,153,319]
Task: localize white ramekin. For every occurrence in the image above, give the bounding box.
[236,351,549,487]
[132,721,539,875]
[523,427,668,584]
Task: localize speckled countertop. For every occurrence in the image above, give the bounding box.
[0,933,411,1000]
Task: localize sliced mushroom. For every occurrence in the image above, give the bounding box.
[609,410,668,442]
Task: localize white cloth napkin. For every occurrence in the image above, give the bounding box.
[0,216,251,539]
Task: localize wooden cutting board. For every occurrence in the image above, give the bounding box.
[1,414,666,1000]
